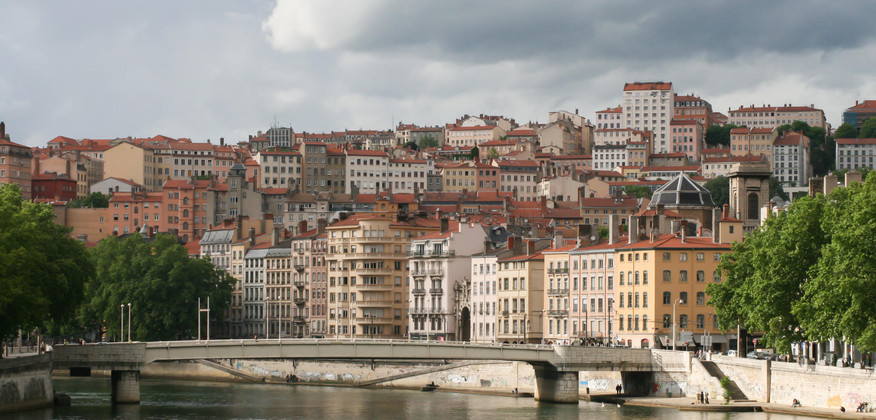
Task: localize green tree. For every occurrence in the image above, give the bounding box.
[777,121,832,176]
[418,135,438,149]
[834,123,857,140]
[769,176,789,201]
[598,226,609,240]
[704,176,730,207]
[0,184,94,349]
[68,192,110,208]
[859,117,876,138]
[796,173,876,351]
[486,147,500,159]
[705,124,739,147]
[708,194,828,352]
[622,185,652,199]
[78,234,234,341]
[470,145,480,160]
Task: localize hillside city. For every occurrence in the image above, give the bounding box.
[2,81,876,355]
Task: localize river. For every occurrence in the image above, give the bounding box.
[3,377,821,419]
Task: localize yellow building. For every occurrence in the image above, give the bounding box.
[440,162,478,193]
[325,214,440,339]
[496,241,545,344]
[730,127,777,166]
[103,142,157,191]
[614,233,731,351]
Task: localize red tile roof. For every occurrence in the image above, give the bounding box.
[618,234,731,250]
[847,100,876,111]
[623,82,672,91]
[596,106,622,113]
[837,138,876,145]
[346,149,388,157]
[449,125,496,131]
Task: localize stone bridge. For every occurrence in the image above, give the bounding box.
[53,339,689,404]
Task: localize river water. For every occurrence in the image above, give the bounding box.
[6,377,820,420]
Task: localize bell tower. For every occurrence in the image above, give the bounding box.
[728,161,772,233]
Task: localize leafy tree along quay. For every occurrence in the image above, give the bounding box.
[708,172,876,352]
[78,234,234,341]
[0,184,93,348]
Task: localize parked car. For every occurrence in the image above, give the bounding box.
[746,351,776,360]
[726,350,737,357]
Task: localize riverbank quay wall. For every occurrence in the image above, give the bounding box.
[708,354,876,409]
[0,353,54,414]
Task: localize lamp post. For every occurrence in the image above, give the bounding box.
[127,303,132,342]
[672,298,684,351]
[265,297,270,340]
[120,304,125,342]
[522,312,527,344]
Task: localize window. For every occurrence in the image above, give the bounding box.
[663,292,670,305]
[679,315,688,329]
[663,270,671,282]
[680,253,688,261]
[696,292,705,305]
[679,270,688,282]
[679,292,688,304]
[696,253,704,261]
[696,270,705,282]
[696,314,704,329]
[663,252,671,261]
[663,314,671,328]
[643,292,648,308]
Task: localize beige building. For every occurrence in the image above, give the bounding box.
[446,125,504,147]
[496,239,547,344]
[325,214,441,339]
[103,142,157,191]
[728,104,826,130]
[730,127,777,166]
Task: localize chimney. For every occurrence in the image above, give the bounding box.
[656,203,665,216]
[249,227,256,246]
[553,230,563,248]
[440,217,450,233]
[722,204,729,220]
[298,220,308,234]
[483,239,492,253]
[627,215,640,244]
[609,215,620,244]
[507,236,516,250]
[271,227,280,246]
[317,218,328,234]
[577,224,593,247]
[540,195,547,212]
[680,220,688,243]
[220,137,225,146]
[670,220,680,236]
[526,240,535,256]
[0,121,4,140]
[236,215,243,241]
[712,208,722,244]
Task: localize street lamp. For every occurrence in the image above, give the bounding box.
[672,298,684,351]
[127,303,132,342]
[265,297,270,340]
[120,304,125,342]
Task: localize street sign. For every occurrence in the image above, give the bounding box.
[679,331,693,343]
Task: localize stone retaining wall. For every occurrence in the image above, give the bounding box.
[0,354,54,415]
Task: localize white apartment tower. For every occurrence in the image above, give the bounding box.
[622,82,675,154]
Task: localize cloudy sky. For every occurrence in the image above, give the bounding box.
[2,0,875,147]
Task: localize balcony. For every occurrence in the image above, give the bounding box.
[356,282,396,289]
[502,310,510,317]
[358,316,393,323]
[406,250,427,258]
[357,300,393,306]
[294,280,307,288]
[292,316,306,324]
[343,252,400,260]
[294,264,305,272]
[548,310,569,317]
[430,249,455,257]
[558,268,569,274]
[547,268,556,274]
[412,288,426,295]
[358,267,394,274]
[295,248,305,255]
[294,298,307,306]
[547,288,569,296]
[429,288,443,295]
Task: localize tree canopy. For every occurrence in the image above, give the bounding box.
[705,124,739,147]
[777,121,832,176]
[708,172,876,352]
[68,192,110,208]
[834,123,857,140]
[0,184,94,344]
[622,185,652,199]
[859,117,876,138]
[470,145,480,160]
[704,176,729,207]
[486,147,500,159]
[76,234,234,341]
[418,135,438,149]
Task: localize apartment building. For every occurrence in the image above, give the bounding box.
[300,143,345,194]
[470,244,501,343]
[593,144,628,171]
[622,82,675,153]
[345,149,389,194]
[570,229,621,345]
[325,214,440,339]
[162,179,214,242]
[446,125,504,147]
[728,104,826,130]
[843,100,876,133]
[409,221,487,340]
[614,220,732,350]
[265,237,293,338]
[673,94,714,127]
[772,131,810,186]
[669,119,703,161]
[103,142,157,191]
[387,159,433,194]
[578,196,640,226]
[244,243,271,337]
[107,191,164,236]
[835,137,876,171]
[730,127,777,165]
[542,245,574,344]
[496,239,547,344]
[495,160,540,200]
[255,150,302,188]
[595,106,623,130]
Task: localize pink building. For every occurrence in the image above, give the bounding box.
[669,119,703,161]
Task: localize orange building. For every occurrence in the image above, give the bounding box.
[0,123,33,199]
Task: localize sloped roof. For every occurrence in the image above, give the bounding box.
[647,172,714,209]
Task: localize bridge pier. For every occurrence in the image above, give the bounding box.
[532,364,579,404]
[111,370,140,404]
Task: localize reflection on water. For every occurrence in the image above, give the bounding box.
[2,377,820,420]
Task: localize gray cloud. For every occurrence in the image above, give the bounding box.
[1,1,875,146]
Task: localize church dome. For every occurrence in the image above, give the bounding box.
[648,172,715,209]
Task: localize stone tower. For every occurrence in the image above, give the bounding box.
[728,161,772,232]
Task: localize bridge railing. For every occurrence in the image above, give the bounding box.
[142,338,554,351]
